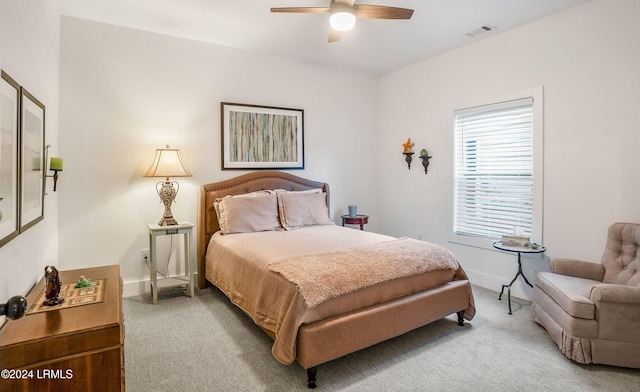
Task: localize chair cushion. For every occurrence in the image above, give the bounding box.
[535,272,598,320]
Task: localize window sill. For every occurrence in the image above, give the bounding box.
[448,234,544,259]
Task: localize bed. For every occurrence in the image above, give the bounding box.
[197,170,475,388]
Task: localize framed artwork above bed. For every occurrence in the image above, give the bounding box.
[221,102,304,170]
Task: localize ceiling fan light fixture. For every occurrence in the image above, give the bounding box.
[330,7,356,31]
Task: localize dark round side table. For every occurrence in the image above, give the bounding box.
[493,241,546,315]
[341,214,369,230]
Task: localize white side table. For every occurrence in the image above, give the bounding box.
[148,222,195,304]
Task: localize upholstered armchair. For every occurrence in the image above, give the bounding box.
[532,222,640,368]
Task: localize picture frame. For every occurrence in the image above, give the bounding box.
[0,71,20,247]
[19,87,45,233]
[221,102,304,170]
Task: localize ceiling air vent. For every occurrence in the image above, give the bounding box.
[466,25,498,37]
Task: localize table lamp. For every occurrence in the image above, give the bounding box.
[144,146,192,226]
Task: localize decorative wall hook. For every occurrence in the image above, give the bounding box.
[402,138,415,169]
[403,152,414,169]
[419,149,432,174]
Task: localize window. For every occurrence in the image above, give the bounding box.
[452,88,543,247]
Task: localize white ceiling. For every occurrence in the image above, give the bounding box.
[58,0,591,75]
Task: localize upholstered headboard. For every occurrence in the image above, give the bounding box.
[197,170,330,288]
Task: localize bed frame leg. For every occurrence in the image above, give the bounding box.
[306,366,318,389]
[457,311,465,326]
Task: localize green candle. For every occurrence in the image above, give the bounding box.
[50,157,63,171]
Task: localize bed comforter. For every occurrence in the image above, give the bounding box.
[205,225,475,364]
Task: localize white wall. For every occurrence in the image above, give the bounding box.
[58,17,380,296]
[378,0,640,299]
[5,0,638,305]
[0,1,60,312]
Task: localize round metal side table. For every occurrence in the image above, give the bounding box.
[493,241,546,315]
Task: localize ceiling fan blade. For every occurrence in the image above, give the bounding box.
[334,0,356,6]
[270,7,331,14]
[328,28,343,43]
[354,5,414,19]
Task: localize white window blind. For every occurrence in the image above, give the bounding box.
[454,97,534,240]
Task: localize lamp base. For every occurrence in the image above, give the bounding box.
[158,216,179,226]
[156,181,181,226]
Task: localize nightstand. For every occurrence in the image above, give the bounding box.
[148,222,195,304]
[341,214,369,230]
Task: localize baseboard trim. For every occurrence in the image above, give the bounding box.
[123,279,149,298]
[123,273,199,298]
[465,269,534,301]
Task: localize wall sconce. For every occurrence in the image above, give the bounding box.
[44,145,63,191]
[144,145,192,226]
[402,138,415,169]
[419,149,432,174]
[1,295,27,321]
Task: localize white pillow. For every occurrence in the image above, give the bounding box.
[214,191,281,234]
[277,191,333,230]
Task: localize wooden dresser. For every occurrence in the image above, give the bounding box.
[0,265,125,391]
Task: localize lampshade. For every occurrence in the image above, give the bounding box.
[144,146,192,180]
[330,6,356,31]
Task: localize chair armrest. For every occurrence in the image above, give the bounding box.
[591,284,640,342]
[591,284,640,305]
[549,258,605,281]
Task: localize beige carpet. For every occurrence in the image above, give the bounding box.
[123,285,639,391]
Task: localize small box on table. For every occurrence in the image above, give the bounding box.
[501,235,530,247]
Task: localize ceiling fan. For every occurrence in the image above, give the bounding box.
[270,0,414,42]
